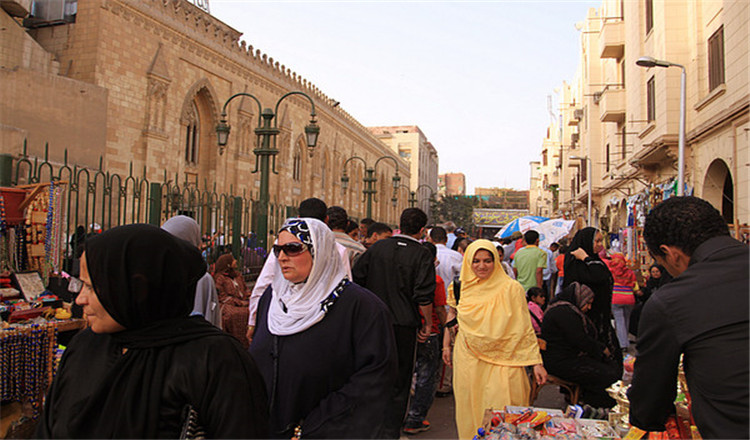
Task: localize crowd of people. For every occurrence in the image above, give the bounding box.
[35,196,747,439]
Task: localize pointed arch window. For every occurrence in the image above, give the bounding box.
[293,148,302,182]
[185,101,199,165]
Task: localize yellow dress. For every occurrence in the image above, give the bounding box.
[448,240,542,439]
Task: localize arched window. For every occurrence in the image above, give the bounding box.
[293,149,302,182]
[185,101,199,165]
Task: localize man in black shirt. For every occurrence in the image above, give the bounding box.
[628,197,748,439]
[353,208,435,439]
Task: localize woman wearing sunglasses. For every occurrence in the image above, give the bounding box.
[250,217,397,438]
[36,224,268,438]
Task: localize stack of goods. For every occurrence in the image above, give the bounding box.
[474,406,617,440]
[605,356,699,439]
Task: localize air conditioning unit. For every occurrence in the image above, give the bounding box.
[573,109,584,120]
[32,0,65,21]
[26,0,76,27]
[593,92,603,105]
[571,133,580,144]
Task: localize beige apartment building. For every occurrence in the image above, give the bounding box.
[438,172,466,197]
[1,0,409,231]
[532,0,749,262]
[368,125,439,215]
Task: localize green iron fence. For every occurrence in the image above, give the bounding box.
[2,141,298,281]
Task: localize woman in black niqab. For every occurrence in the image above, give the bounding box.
[36,224,268,439]
[562,227,622,374]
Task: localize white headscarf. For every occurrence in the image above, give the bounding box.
[268,217,348,336]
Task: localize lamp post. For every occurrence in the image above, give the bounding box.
[393,183,416,208]
[340,155,401,219]
[216,91,320,251]
[415,184,436,215]
[570,155,592,226]
[636,56,686,196]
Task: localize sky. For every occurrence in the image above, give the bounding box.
[209,0,599,193]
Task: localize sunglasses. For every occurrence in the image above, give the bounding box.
[272,242,309,258]
[67,276,93,294]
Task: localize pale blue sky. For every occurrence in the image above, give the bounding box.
[210,1,599,193]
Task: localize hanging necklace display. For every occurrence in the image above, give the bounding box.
[50,184,64,273]
[15,225,27,272]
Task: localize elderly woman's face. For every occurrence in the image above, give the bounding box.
[75,253,126,334]
[471,249,495,280]
[277,231,313,283]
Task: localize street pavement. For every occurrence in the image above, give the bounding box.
[401,385,566,439]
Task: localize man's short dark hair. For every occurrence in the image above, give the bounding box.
[367,222,392,237]
[326,206,348,231]
[299,198,327,221]
[550,242,560,250]
[360,218,375,227]
[345,219,359,234]
[429,226,448,244]
[422,241,437,259]
[399,208,428,235]
[644,196,729,258]
[524,230,540,244]
[456,237,471,253]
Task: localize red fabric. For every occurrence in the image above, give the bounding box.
[431,275,447,334]
[214,272,250,349]
[510,238,524,259]
[555,253,565,277]
[605,253,636,287]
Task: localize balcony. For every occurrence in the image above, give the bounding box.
[600,20,625,59]
[599,88,626,123]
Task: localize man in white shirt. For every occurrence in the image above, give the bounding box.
[429,226,462,294]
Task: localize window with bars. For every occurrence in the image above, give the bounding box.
[645,0,653,34]
[708,26,725,92]
[646,76,656,122]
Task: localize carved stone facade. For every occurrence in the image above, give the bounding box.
[0,0,410,224]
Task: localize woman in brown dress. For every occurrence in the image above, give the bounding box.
[213,253,250,348]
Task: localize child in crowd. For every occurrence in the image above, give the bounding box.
[527,286,546,335]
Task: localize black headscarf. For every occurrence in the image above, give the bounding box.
[61,224,222,437]
[563,227,597,276]
[547,282,597,337]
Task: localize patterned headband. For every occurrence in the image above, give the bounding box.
[281,218,314,258]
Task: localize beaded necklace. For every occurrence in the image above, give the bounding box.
[0,194,7,233]
[15,225,27,272]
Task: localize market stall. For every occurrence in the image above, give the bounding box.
[471,356,700,440]
[0,183,87,438]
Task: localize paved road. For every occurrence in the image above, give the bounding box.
[402,385,567,439]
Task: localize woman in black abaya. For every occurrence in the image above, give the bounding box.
[562,227,622,375]
[36,224,268,438]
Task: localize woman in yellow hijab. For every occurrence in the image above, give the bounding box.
[442,239,547,439]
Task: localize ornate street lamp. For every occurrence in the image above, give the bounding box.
[340,155,401,219]
[216,91,319,251]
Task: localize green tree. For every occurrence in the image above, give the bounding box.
[431,196,478,231]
